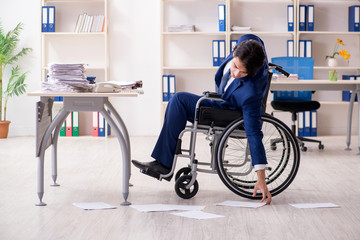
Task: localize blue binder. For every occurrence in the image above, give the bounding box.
[287,40,294,57]
[212,40,219,66]
[48,6,55,32]
[218,4,226,32]
[305,40,312,58]
[162,75,169,102]
[342,75,358,102]
[42,6,48,32]
[287,5,294,31]
[219,40,226,64]
[299,40,306,57]
[304,111,311,136]
[272,57,314,101]
[230,40,237,51]
[169,75,176,100]
[298,112,304,137]
[307,5,314,31]
[310,110,317,136]
[107,110,111,136]
[98,112,105,137]
[349,5,360,32]
[299,5,306,31]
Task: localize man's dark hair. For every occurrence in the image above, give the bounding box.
[233,39,266,77]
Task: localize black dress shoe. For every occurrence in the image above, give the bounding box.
[132,160,173,181]
[132,160,159,169]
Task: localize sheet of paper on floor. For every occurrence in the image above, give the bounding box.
[171,210,225,220]
[72,202,117,210]
[215,200,266,208]
[130,204,205,212]
[289,203,340,209]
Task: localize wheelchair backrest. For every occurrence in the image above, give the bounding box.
[261,70,273,115]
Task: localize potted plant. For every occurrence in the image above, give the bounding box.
[0,21,32,138]
[325,38,351,67]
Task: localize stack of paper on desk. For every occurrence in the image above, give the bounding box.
[42,63,94,92]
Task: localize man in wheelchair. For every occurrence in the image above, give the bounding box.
[133,34,272,204]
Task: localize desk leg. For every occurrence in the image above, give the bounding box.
[50,122,62,186]
[36,109,69,206]
[99,108,131,206]
[104,101,132,185]
[346,91,356,150]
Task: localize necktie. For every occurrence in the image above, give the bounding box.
[219,69,231,94]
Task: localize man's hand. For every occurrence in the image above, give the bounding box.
[252,169,272,205]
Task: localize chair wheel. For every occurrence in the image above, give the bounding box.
[271,144,277,151]
[319,144,324,150]
[301,146,307,152]
[175,167,191,181]
[175,175,199,199]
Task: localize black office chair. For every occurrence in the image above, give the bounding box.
[271,57,324,152]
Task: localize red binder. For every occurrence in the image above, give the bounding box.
[92,112,99,136]
[65,112,73,137]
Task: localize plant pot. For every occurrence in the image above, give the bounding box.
[0,121,11,138]
[327,58,338,67]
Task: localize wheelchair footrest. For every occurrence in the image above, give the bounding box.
[139,168,172,182]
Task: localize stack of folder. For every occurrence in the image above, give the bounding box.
[92,111,111,137]
[299,5,314,31]
[42,6,55,32]
[212,40,225,67]
[162,75,176,102]
[60,111,79,137]
[298,110,317,137]
[298,40,312,58]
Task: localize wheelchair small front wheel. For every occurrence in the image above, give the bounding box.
[175,167,191,181]
[175,175,199,199]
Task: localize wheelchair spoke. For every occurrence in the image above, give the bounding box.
[215,114,300,199]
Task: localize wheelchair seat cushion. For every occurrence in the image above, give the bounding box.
[198,107,243,128]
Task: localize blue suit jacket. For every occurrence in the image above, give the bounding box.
[214,34,269,166]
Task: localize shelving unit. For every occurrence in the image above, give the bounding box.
[41,0,109,83]
[160,0,295,117]
[160,0,360,135]
[41,0,109,136]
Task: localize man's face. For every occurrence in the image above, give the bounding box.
[231,56,248,79]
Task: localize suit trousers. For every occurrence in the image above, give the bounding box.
[151,92,219,168]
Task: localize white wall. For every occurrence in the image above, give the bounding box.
[0,0,161,137]
[0,1,358,137]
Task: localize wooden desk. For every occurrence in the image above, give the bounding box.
[270,80,360,153]
[28,91,140,206]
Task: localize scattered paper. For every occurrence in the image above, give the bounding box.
[130,204,205,213]
[72,202,117,210]
[171,211,225,220]
[289,203,340,209]
[216,200,266,208]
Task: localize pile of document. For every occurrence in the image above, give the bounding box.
[42,63,94,92]
[168,24,195,32]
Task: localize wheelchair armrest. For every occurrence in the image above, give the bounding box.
[203,91,222,99]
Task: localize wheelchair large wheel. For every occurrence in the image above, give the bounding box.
[215,114,300,199]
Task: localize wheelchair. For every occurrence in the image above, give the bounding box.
[159,64,300,200]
